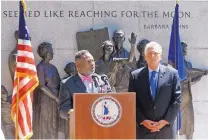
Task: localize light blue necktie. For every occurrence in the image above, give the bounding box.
[150,71,157,100]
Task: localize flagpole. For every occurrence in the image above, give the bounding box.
[174,0,178,68]
[175,2,180,139]
[15,73,20,139]
[174,19,176,68]
[15,1,21,139]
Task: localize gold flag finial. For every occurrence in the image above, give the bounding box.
[21,0,27,12]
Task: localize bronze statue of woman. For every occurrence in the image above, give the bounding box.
[179,41,208,139]
[96,32,137,92]
[33,42,60,139]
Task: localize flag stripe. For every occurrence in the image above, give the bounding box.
[13,77,31,95]
[18,50,35,59]
[11,81,38,119]
[18,39,31,46]
[16,67,37,76]
[13,77,24,87]
[17,56,35,65]
[22,95,32,132]
[13,115,24,138]
[26,95,33,128]
[17,106,26,136]
[16,62,37,72]
[18,44,33,52]
[16,62,36,70]
[19,101,30,134]
[12,78,38,105]
[17,121,24,138]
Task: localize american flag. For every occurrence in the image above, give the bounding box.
[11,1,39,139]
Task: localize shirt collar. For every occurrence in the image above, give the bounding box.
[78,72,82,78]
[78,72,93,83]
[148,64,160,74]
[78,72,92,78]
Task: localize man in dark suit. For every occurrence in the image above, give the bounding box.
[58,50,112,120]
[128,42,181,139]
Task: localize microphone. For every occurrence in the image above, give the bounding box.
[92,74,99,88]
[101,74,109,85]
[100,74,112,92]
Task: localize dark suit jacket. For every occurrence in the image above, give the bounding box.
[128,64,181,139]
[58,73,107,120]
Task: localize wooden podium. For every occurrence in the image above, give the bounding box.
[70,92,136,139]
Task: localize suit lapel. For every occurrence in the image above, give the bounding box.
[140,67,154,103]
[74,74,87,92]
[154,64,166,102]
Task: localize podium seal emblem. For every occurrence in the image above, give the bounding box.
[91,96,122,127]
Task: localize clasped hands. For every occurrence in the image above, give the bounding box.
[140,120,169,132]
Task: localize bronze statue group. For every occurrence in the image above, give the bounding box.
[1,29,208,139]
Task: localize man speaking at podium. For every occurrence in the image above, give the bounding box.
[58,50,112,120]
[128,42,181,139]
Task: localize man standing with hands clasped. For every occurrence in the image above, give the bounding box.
[128,42,181,139]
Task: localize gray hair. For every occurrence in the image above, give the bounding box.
[75,50,90,61]
[144,42,162,55]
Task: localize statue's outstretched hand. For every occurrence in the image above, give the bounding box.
[128,32,137,45]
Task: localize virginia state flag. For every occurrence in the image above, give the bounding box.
[168,3,187,132]
[168,3,187,81]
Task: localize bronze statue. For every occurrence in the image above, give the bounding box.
[33,42,61,139]
[96,32,137,92]
[8,30,18,81]
[112,29,130,58]
[1,85,15,139]
[136,39,150,68]
[179,42,208,139]
[62,62,77,82]
[95,40,115,75]
[58,62,77,139]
